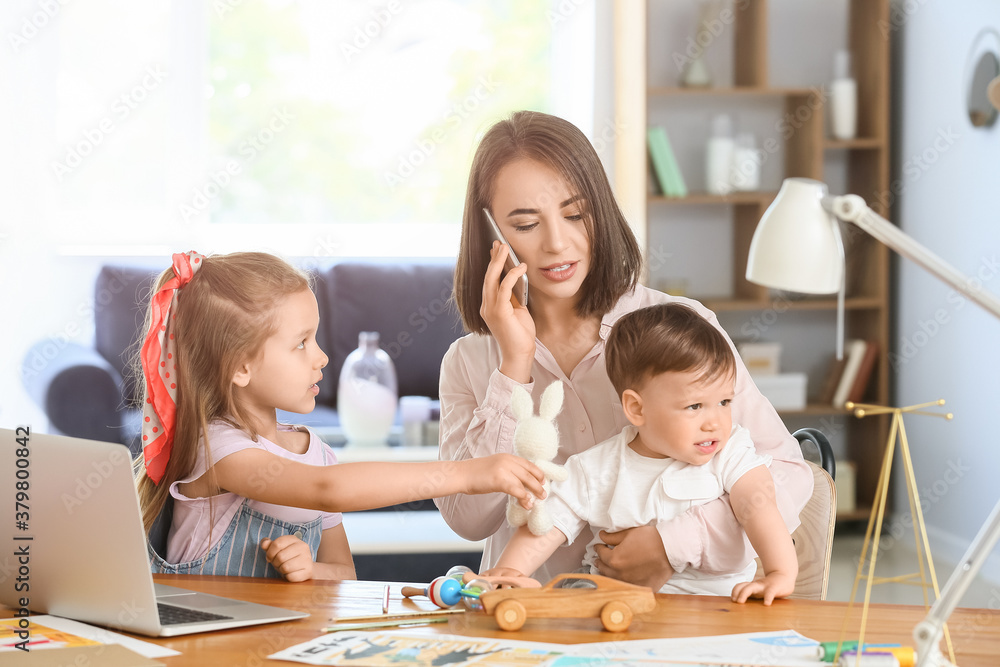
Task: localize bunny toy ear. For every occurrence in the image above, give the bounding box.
[511,385,534,421]
[538,381,564,420]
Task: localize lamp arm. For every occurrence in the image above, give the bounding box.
[823,193,1000,667]
[823,194,1000,320]
[911,499,1000,667]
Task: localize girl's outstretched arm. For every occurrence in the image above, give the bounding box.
[207,450,547,513]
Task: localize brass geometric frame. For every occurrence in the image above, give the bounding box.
[834,400,956,665]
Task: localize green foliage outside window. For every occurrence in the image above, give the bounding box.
[207,1,552,226]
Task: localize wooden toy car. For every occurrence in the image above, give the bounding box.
[478,572,656,632]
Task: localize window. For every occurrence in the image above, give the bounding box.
[3,0,598,429]
[204,0,553,230]
[14,0,596,256]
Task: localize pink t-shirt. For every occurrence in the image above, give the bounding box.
[165,421,342,564]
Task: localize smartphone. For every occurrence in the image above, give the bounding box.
[483,208,528,307]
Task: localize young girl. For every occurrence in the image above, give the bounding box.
[436,111,814,587]
[135,251,546,581]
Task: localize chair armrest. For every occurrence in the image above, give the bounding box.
[21,340,127,444]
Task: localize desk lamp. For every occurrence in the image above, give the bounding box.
[745,177,1000,667]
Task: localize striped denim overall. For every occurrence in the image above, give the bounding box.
[148,499,323,578]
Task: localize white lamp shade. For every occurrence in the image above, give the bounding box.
[746,178,843,294]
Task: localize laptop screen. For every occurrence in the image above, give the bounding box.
[1,428,172,636]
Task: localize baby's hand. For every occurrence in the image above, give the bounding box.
[260,535,314,582]
[464,453,546,510]
[731,572,796,606]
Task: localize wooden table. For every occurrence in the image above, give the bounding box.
[38,575,1000,664]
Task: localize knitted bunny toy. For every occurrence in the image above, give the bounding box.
[507,381,568,536]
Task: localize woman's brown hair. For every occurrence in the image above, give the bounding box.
[454,111,642,333]
[133,252,310,534]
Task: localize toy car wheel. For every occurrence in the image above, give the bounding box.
[600,600,633,632]
[494,599,527,631]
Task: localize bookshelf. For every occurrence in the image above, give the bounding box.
[613,0,892,521]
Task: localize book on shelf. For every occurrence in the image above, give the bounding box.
[846,339,879,404]
[831,339,868,409]
[646,126,688,198]
[816,354,848,405]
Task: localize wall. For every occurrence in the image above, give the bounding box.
[893,0,1000,583]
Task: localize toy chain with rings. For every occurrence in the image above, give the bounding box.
[400,566,493,611]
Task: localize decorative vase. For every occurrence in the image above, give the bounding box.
[337,331,397,446]
[682,54,712,88]
[680,0,719,88]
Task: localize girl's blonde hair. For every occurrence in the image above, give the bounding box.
[133,252,310,534]
[454,111,642,333]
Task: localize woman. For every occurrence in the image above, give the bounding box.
[435,110,812,587]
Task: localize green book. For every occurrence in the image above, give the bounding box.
[646,126,688,198]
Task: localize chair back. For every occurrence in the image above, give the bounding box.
[789,461,837,599]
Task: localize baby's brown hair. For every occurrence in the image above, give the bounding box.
[605,303,736,397]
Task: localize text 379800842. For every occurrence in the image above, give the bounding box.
[12,426,32,652]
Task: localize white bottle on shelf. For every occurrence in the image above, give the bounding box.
[705,114,735,195]
[830,49,857,140]
[681,0,716,87]
[731,131,760,191]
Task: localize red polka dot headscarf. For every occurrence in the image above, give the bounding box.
[140,251,204,484]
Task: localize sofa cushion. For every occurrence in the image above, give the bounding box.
[319,260,462,404]
[21,340,126,443]
[94,266,158,407]
[95,264,334,407]
[308,266,338,406]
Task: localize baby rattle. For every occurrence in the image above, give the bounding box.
[400,566,493,610]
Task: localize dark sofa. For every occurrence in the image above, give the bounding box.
[23,258,465,454]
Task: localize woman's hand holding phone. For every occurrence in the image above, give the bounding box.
[482,208,528,307]
[481,241,536,384]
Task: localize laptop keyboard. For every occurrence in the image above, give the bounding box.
[157,602,234,625]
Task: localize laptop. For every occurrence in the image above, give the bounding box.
[0,428,308,636]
